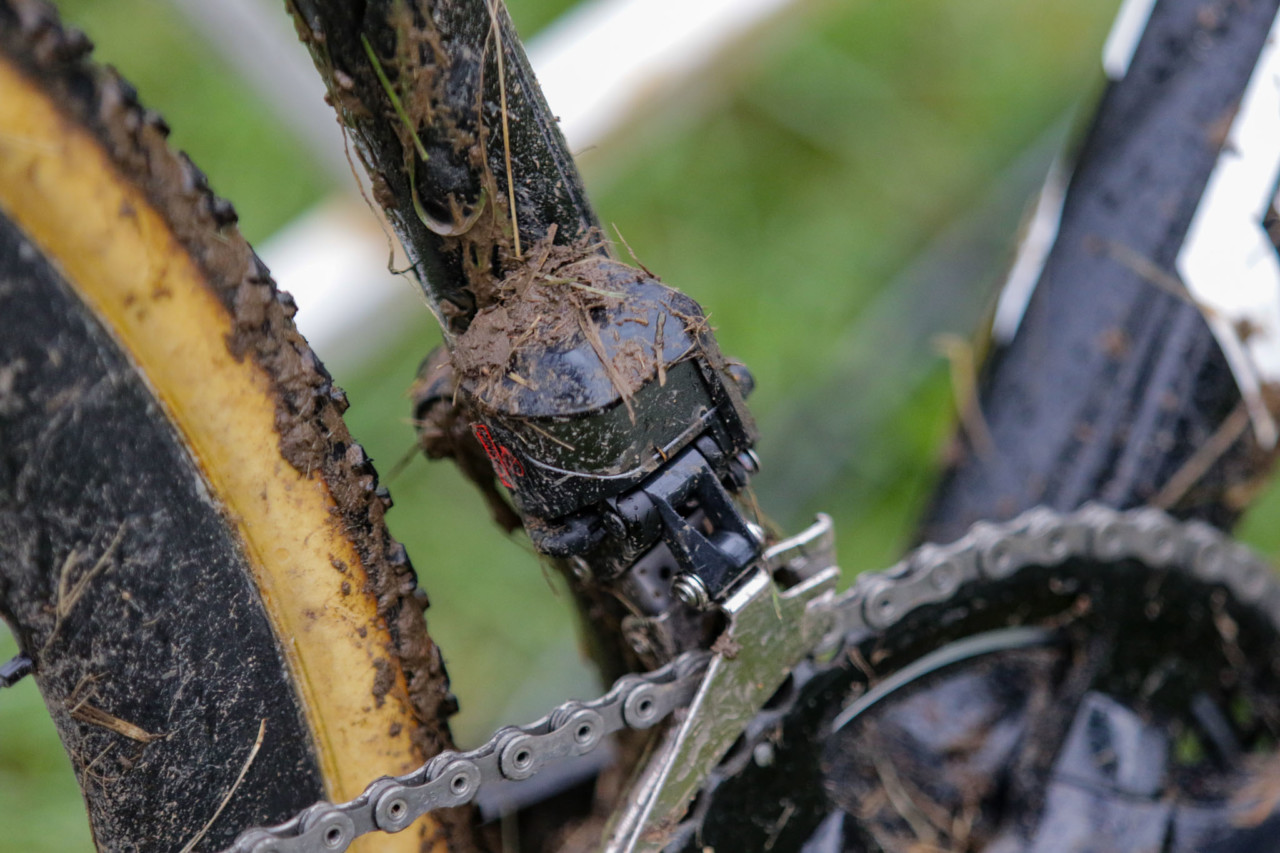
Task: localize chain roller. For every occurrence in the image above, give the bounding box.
[226,649,708,853]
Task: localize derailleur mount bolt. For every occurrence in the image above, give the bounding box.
[671,572,712,609]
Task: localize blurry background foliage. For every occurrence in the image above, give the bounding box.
[6,0,1280,850]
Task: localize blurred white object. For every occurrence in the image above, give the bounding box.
[1176,12,1280,449]
[990,157,1067,345]
[257,199,432,374]
[992,0,1157,347]
[528,0,797,153]
[171,0,349,179]
[175,0,803,376]
[1102,0,1157,80]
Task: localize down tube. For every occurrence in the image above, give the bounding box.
[921,0,1280,542]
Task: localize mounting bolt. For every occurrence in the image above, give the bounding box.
[671,573,711,609]
[603,512,628,540]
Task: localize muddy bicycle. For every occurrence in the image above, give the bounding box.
[4,0,1280,850]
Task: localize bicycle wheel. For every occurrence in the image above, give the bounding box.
[0,3,476,851]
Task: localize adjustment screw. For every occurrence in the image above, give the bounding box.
[568,556,593,582]
[671,573,711,609]
[737,449,761,474]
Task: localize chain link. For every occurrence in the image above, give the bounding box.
[225,503,1280,852]
[227,650,710,852]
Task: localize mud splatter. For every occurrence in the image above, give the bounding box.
[288,0,601,335]
[0,0,459,794]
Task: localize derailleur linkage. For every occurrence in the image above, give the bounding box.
[602,435,765,610]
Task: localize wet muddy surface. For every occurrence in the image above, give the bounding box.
[1,2,477,849]
[289,0,600,334]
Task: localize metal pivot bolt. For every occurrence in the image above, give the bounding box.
[671,572,711,609]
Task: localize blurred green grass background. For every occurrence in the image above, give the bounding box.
[14,0,1280,849]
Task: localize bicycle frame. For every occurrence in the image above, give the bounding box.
[6,0,1280,850]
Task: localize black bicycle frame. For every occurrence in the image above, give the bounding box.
[291,0,1280,849]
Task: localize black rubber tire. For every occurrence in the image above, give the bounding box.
[0,3,477,850]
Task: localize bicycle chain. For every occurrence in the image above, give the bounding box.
[225,503,1280,853]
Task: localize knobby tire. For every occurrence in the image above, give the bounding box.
[0,3,478,851]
